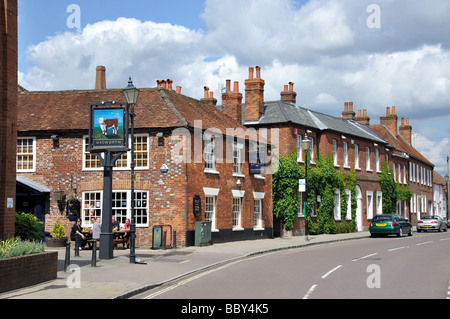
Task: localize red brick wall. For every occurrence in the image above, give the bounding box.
[0,0,17,240]
[0,252,57,293]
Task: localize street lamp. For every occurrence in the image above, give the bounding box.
[123,77,139,264]
[301,133,312,241]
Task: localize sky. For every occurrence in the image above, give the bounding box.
[17,0,450,176]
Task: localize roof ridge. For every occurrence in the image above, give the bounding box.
[158,88,189,127]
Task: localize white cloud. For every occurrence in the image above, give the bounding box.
[19,0,450,174]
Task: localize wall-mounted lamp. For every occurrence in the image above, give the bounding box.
[237,179,242,188]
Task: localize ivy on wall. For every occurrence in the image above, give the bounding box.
[273,151,357,234]
[379,163,412,214]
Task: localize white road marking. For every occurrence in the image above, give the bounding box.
[352,253,378,262]
[303,284,318,299]
[388,246,407,252]
[417,241,433,246]
[321,265,342,279]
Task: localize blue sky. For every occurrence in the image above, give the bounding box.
[17,0,450,176]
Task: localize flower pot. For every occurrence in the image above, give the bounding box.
[45,237,68,247]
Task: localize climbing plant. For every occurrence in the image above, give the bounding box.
[379,163,412,214]
[273,150,357,234]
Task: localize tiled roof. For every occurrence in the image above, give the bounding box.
[370,124,434,167]
[18,87,262,143]
[254,100,387,144]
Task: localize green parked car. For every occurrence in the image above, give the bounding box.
[369,214,413,237]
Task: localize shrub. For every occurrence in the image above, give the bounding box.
[50,222,66,238]
[15,212,44,242]
[0,238,45,259]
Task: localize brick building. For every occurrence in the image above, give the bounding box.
[370,107,434,224]
[223,66,435,233]
[0,0,17,240]
[17,68,273,247]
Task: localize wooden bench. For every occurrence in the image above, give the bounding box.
[113,238,126,250]
[86,239,99,250]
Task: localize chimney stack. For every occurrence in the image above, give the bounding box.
[399,117,412,145]
[380,106,398,135]
[280,82,297,104]
[201,86,218,106]
[244,66,265,122]
[341,101,356,120]
[222,80,243,123]
[355,109,370,125]
[95,66,106,90]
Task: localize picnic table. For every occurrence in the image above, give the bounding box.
[82,229,129,250]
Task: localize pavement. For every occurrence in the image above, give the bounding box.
[0,231,370,299]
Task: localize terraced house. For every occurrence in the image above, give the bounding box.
[220,66,436,233]
[16,67,273,247]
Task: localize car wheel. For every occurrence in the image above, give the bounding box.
[408,227,413,236]
[438,226,442,232]
[397,228,403,237]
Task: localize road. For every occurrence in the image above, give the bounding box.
[135,231,450,300]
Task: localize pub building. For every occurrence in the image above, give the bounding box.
[16,67,273,247]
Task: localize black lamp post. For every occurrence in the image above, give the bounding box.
[123,77,140,264]
[301,133,312,241]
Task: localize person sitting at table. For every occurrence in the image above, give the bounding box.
[70,218,86,250]
[112,216,120,231]
[121,218,131,248]
[92,217,101,241]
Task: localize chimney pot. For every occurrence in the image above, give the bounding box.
[401,117,405,125]
[358,110,362,117]
[256,66,261,79]
[168,79,173,91]
[349,102,353,111]
[363,109,367,117]
[204,86,210,99]
[392,106,396,114]
[249,67,254,80]
[234,81,239,92]
[406,118,410,125]
[289,82,294,92]
[284,85,289,92]
[345,102,349,112]
[176,86,182,94]
[226,79,231,92]
[386,106,390,115]
[95,66,106,90]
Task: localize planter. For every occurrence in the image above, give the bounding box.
[0,252,58,293]
[45,237,68,247]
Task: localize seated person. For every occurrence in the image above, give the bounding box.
[70,218,87,250]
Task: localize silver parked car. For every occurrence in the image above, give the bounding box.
[417,216,448,232]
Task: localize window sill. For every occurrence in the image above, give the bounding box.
[253,227,265,231]
[232,227,244,231]
[233,173,245,178]
[204,169,220,175]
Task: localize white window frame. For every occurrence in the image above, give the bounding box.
[17,137,36,172]
[83,134,149,171]
[253,192,265,230]
[376,191,383,215]
[375,149,380,172]
[343,142,349,167]
[232,197,243,230]
[253,199,263,230]
[366,147,371,172]
[333,140,338,166]
[205,196,217,231]
[367,191,374,219]
[233,142,244,176]
[297,135,303,162]
[334,189,341,221]
[355,144,360,170]
[204,135,216,172]
[345,189,352,220]
[81,190,149,228]
[309,137,315,163]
